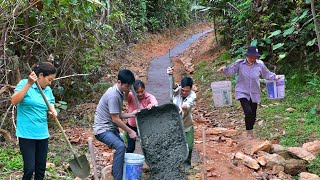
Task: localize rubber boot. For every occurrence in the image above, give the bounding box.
[247,130,254,140]
[184,150,192,170]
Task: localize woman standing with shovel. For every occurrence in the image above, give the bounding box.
[11,62,57,180]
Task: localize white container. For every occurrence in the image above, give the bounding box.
[265,75,285,99]
[123,153,145,180]
[211,81,232,107]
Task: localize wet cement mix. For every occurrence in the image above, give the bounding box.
[136,103,188,180]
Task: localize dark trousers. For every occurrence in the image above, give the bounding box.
[126,123,138,153]
[239,98,258,130]
[19,138,48,180]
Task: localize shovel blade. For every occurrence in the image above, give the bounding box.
[69,155,90,178]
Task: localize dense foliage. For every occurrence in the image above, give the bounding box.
[0,0,195,110]
[194,0,320,85]
[1,0,320,178]
[0,0,193,77]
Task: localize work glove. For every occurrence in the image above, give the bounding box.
[167,67,173,75]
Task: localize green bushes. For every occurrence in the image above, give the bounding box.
[195,0,320,75]
[1,0,197,106]
[308,155,320,176]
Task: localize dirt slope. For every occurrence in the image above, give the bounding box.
[56,22,264,180]
[125,24,265,179]
[169,30,264,180]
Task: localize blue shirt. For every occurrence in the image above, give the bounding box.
[15,79,55,139]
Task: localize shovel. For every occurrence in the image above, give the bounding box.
[27,65,90,178]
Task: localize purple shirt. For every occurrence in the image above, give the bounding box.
[223,59,276,103]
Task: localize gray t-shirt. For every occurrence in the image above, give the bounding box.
[93,84,124,135]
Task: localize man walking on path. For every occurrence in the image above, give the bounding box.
[167,67,196,169]
[93,69,138,180]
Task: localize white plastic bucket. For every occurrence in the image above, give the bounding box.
[211,81,232,107]
[265,75,285,99]
[122,153,145,180]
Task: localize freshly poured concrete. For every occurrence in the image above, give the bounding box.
[146,30,213,105]
[139,29,213,179]
[136,104,188,180]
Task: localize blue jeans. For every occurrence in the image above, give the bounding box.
[95,130,125,180]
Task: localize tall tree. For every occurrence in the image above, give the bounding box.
[311,0,320,52]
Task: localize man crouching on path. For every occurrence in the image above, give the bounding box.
[93,69,138,180]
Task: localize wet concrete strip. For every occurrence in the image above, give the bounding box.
[140,29,213,179]
[146,29,213,105]
[137,104,188,180]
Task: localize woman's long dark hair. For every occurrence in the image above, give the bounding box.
[31,62,57,77]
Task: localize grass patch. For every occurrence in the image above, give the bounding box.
[308,155,320,176]
[256,85,320,147]
[194,50,320,178]
[0,136,77,179]
[195,49,320,149]
[194,57,233,87]
[0,146,23,176]
[194,61,212,83]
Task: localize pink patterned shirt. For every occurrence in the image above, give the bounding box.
[126,92,158,127]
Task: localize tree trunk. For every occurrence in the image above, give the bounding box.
[213,11,219,45]
[25,0,31,64]
[0,23,8,59]
[0,129,12,143]
[311,0,320,52]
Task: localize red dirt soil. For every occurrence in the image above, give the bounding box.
[124,23,266,180]
[63,22,265,180]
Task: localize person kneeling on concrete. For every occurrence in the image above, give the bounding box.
[93,69,138,180]
[167,67,197,169]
